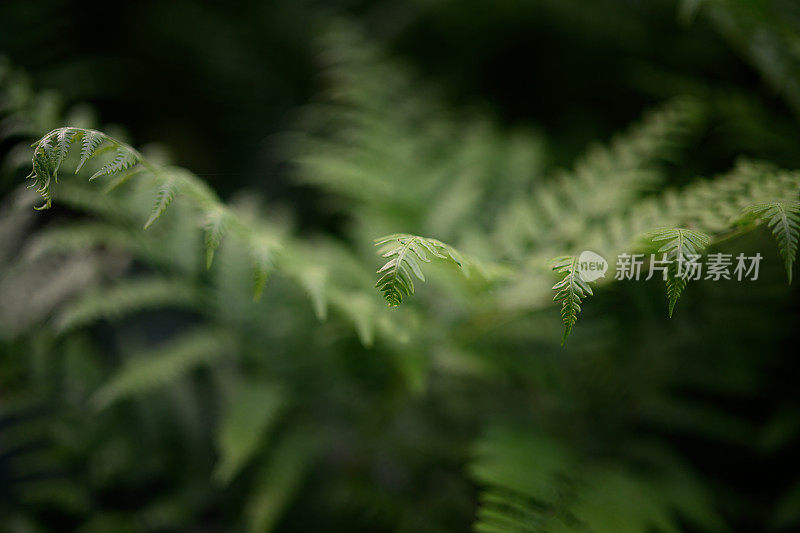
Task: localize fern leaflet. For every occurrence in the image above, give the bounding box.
[214,380,286,484]
[742,201,800,283]
[374,233,467,306]
[54,278,202,332]
[28,127,141,210]
[91,330,230,410]
[551,256,594,345]
[250,236,278,301]
[204,207,228,269]
[144,174,179,229]
[648,228,711,317]
[471,427,721,533]
[77,129,106,172]
[90,148,138,181]
[27,127,281,302]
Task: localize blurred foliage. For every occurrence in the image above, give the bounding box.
[2,1,800,532]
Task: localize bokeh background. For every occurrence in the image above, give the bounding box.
[2,1,800,531]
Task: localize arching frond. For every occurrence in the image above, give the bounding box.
[26,127,285,303]
[27,128,143,210]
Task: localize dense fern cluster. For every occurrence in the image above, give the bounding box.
[32,119,800,343]
[5,4,800,531]
[470,428,719,532]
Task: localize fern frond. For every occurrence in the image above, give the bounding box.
[144,174,179,229]
[565,96,705,219]
[214,381,287,484]
[289,261,328,320]
[76,129,106,172]
[102,166,146,193]
[90,148,138,182]
[53,127,77,172]
[245,426,318,533]
[471,428,721,533]
[374,233,467,306]
[22,223,142,262]
[551,256,594,345]
[27,127,140,209]
[27,127,284,301]
[648,228,711,317]
[329,289,378,347]
[249,234,280,301]
[54,278,202,332]
[91,330,230,410]
[203,208,228,269]
[542,162,799,340]
[742,201,800,283]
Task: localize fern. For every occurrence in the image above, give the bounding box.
[648,228,711,317]
[374,233,467,306]
[54,277,202,332]
[245,426,318,533]
[249,234,278,301]
[30,126,797,346]
[90,148,138,182]
[551,256,594,345]
[144,174,179,229]
[90,330,230,410]
[24,126,399,344]
[26,127,282,300]
[471,428,721,533]
[27,128,142,210]
[76,129,106,172]
[214,380,287,484]
[7,16,800,532]
[742,201,800,283]
[203,207,228,269]
[545,161,800,343]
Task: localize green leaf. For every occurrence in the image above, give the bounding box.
[647,228,710,317]
[249,237,276,301]
[91,330,229,410]
[144,175,179,229]
[551,256,594,345]
[245,427,318,533]
[297,265,328,320]
[214,381,287,484]
[102,166,146,193]
[76,129,106,172]
[471,427,721,533]
[54,278,200,332]
[89,148,138,181]
[374,233,467,306]
[203,208,228,269]
[743,201,800,283]
[53,127,77,172]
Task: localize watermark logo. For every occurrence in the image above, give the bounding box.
[577,250,609,282]
[571,251,763,283]
[615,252,762,281]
